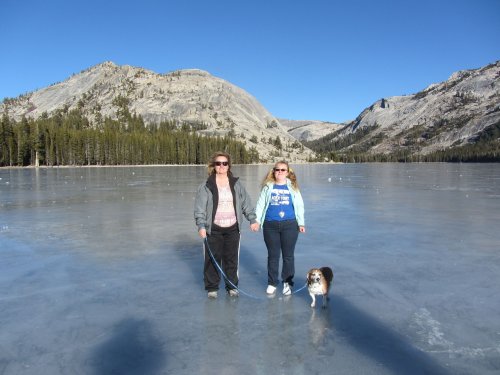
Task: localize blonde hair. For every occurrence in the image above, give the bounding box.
[261,160,299,190]
[207,151,233,177]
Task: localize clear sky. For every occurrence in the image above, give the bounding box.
[1,0,499,123]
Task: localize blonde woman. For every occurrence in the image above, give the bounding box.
[255,161,305,296]
[194,151,259,298]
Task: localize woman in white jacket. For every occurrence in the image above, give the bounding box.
[255,161,305,296]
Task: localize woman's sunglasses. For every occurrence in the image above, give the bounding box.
[274,168,288,172]
[215,161,229,166]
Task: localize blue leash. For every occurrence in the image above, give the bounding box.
[203,237,306,299]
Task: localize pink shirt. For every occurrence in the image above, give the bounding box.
[213,185,237,227]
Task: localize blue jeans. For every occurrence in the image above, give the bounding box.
[263,219,299,287]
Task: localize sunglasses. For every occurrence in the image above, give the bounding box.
[215,161,229,166]
[273,168,288,172]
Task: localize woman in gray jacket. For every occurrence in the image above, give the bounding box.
[194,151,259,298]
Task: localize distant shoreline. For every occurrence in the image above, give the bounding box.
[0,162,341,170]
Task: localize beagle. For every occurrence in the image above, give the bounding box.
[306,267,334,308]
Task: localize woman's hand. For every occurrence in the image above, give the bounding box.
[198,228,207,238]
[250,222,260,232]
[299,226,306,233]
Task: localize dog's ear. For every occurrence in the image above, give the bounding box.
[306,272,311,285]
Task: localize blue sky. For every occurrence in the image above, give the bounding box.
[1,0,499,123]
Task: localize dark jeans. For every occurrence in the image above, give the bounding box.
[204,223,240,292]
[263,219,299,287]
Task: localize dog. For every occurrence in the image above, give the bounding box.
[306,267,334,308]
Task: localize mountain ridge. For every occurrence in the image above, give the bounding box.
[305,60,500,161]
[1,61,311,162]
[2,60,499,162]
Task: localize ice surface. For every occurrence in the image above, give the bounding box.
[1,164,499,374]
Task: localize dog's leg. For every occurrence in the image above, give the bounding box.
[310,293,316,307]
[322,294,328,309]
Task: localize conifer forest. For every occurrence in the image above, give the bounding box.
[0,109,259,167]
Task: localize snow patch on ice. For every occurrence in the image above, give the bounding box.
[412,308,500,358]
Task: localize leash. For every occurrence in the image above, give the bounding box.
[204,237,263,299]
[292,283,308,294]
[203,237,307,299]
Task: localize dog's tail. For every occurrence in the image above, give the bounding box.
[320,267,334,285]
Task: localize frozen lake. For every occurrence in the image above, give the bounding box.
[1,163,499,375]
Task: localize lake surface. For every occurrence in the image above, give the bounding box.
[1,163,499,374]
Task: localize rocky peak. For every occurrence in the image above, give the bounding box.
[323,60,500,156]
[1,62,314,162]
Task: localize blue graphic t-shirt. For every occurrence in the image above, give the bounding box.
[265,184,295,221]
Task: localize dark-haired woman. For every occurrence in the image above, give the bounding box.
[194,151,259,298]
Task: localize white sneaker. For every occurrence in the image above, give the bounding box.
[207,291,218,299]
[266,285,276,295]
[282,282,292,296]
[228,289,239,297]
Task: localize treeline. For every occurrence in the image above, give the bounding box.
[319,146,500,163]
[0,109,259,167]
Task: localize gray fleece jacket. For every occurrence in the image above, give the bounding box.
[194,174,257,235]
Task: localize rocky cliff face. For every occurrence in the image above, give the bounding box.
[328,61,500,155]
[0,62,313,162]
[278,118,344,141]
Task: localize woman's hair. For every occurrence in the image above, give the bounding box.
[261,160,299,190]
[207,151,233,177]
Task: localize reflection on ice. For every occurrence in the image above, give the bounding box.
[1,164,499,374]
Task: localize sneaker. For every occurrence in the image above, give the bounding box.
[228,289,239,297]
[266,285,277,295]
[282,282,292,296]
[207,291,218,299]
